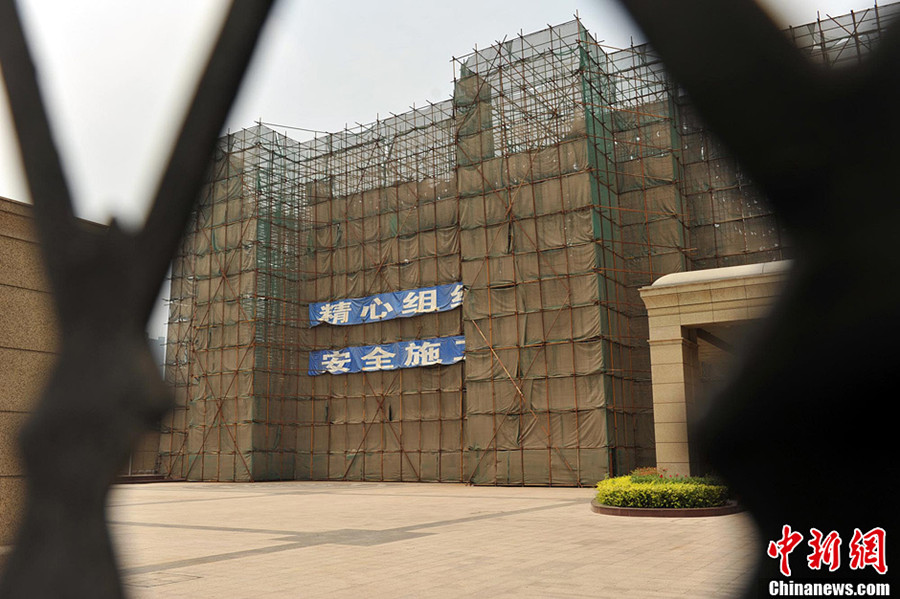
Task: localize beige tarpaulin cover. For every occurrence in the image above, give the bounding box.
[161,7,813,483]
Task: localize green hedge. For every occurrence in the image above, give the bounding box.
[595,474,729,509]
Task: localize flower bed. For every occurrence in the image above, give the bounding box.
[594,468,729,509]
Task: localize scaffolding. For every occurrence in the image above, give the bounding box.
[160,2,900,484]
[298,102,462,482]
[162,126,305,481]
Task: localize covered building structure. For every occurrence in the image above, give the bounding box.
[161,4,898,485]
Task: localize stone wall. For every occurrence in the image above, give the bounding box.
[0,197,56,546]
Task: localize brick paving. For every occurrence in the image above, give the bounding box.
[107,481,760,598]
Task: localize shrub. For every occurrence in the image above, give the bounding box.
[629,473,724,486]
[595,472,729,509]
[628,466,659,477]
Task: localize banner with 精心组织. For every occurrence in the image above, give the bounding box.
[309,335,465,375]
[308,282,463,327]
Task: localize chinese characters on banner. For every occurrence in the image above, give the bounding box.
[309,282,464,327]
[767,525,887,577]
[309,336,465,376]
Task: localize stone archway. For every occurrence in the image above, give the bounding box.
[639,261,790,476]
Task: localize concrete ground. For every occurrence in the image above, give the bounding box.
[103,481,760,598]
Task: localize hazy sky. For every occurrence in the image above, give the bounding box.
[0,0,877,335]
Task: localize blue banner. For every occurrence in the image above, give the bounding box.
[309,335,465,376]
[309,282,464,327]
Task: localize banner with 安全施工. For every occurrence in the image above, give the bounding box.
[309,282,463,327]
[309,336,465,375]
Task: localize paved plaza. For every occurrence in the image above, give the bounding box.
[103,481,760,598]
